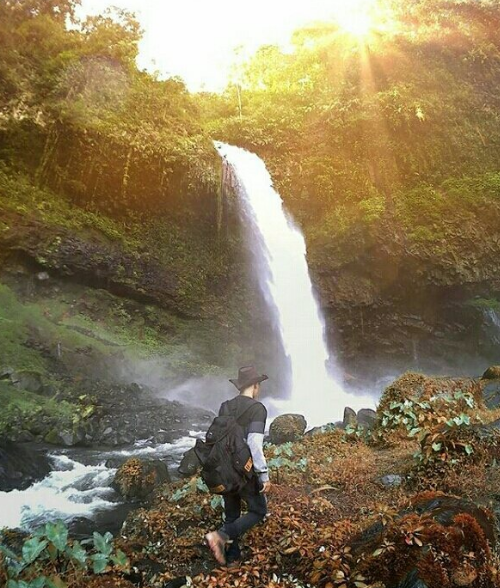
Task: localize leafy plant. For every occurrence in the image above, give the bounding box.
[0,521,129,587]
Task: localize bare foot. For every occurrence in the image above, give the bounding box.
[205,531,227,565]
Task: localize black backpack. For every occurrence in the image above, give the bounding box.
[194,405,254,494]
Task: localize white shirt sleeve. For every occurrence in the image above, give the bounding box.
[247,432,269,483]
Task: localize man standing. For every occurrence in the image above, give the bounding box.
[205,366,271,567]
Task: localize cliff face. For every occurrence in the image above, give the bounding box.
[309,214,500,376]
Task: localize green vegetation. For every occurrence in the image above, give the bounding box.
[201,0,500,269]
[0,521,129,587]
[0,0,218,217]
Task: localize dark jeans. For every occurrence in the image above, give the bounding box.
[219,476,267,561]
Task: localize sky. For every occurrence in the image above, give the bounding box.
[77,0,338,91]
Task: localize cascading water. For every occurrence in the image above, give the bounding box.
[216,143,373,425]
[485,308,500,345]
[0,434,203,531]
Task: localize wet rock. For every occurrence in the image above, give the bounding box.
[112,458,171,500]
[482,366,500,380]
[379,474,403,487]
[178,447,201,477]
[357,408,377,429]
[0,439,51,491]
[105,458,125,469]
[482,380,500,409]
[269,414,307,444]
[343,407,357,428]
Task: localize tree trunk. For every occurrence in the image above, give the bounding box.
[36,124,60,187]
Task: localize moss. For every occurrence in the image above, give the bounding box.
[0,380,75,437]
[467,298,500,312]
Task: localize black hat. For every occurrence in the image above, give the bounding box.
[229,366,268,392]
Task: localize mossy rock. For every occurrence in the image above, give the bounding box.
[269,414,307,445]
[112,458,171,501]
[481,365,500,380]
[377,372,481,415]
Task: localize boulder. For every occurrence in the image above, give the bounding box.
[44,427,84,447]
[112,458,171,500]
[0,439,52,491]
[178,447,201,477]
[11,370,44,395]
[269,414,307,444]
[481,380,500,409]
[343,407,357,428]
[482,365,500,380]
[357,408,377,429]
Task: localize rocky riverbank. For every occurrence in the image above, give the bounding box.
[4,368,500,588]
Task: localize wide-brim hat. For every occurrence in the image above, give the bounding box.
[229,366,268,391]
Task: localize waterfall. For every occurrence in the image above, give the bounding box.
[216,142,373,425]
[485,308,500,345]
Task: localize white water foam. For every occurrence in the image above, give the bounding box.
[216,142,374,426]
[0,455,116,530]
[0,434,204,531]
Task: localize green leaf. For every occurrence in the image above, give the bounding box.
[45,576,66,588]
[0,543,20,562]
[22,537,48,564]
[28,578,47,588]
[67,541,87,568]
[196,478,209,493]
[408,427,421,437]
[432,442,442,452]
[90,553,108,574]
[110,549,129,569]
[45,521,68,552]
[464,444,474,455]
[92,532,112,557]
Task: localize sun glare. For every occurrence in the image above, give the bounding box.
[331,0,379,38]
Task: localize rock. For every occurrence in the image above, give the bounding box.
[0,367,14,380]
[36,271,50,281]
[482,366,500,380]
[0,439,51,491]
[472,418,500,440]
[112,458,171,500]
[482,380,500,409]
[105,458,125,469]
[44,427,84,447]
[269,414,307,444]
[343,407,357,428]
[305,423,342,436]
[59,430,78,447]
[379,474,403,487]
[357,408,377,429]
[178,447,201,477]
[11,370,44,394]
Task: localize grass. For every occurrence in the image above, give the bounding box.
[0,381,75,435]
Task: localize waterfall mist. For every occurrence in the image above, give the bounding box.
[216,142,374,425]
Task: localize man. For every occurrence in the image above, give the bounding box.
[205,366,271,567]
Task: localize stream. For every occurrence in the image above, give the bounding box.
[0,431,204,535]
